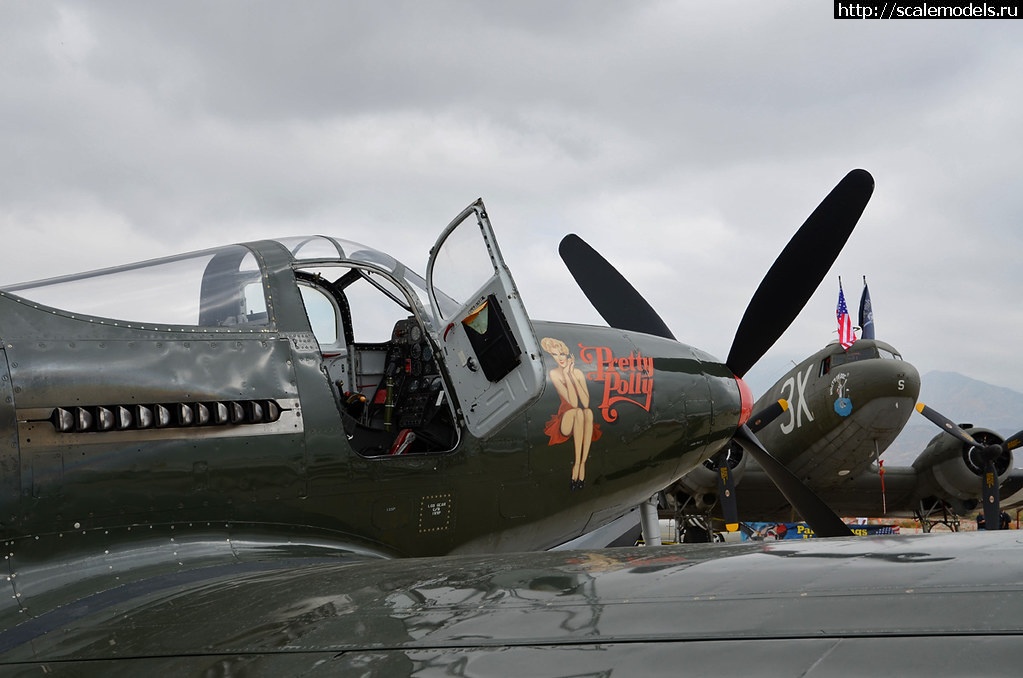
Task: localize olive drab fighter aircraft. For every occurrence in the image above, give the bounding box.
[0,170,876,665]
[669,283,1023,537]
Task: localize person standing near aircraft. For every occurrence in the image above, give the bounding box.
[977,511,1012,530]
[542,336,601,490]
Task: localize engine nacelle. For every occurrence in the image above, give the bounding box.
[912,426,1012,512]
[673,442,748,511]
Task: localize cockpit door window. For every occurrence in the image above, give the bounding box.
[298,284,340,347]
[426,200,544,438]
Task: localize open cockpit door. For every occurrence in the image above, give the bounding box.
[426,200,544,438]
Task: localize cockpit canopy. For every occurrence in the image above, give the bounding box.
[820,339,902,377]
[2,236,456,331]
[832,342,901,367]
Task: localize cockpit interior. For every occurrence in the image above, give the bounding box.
[296,267,459,457]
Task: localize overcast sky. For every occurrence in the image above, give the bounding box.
[2,1,1021,398]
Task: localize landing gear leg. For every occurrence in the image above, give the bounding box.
[914,501,960,533]
[670,492,714,543]
[640,494,662,546]
[680,515,712,543]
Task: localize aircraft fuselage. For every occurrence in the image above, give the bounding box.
[0,234,744,558]
[672,339,921,520]
[755,339,920,486]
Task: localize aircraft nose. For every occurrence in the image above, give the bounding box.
[888,356,921,399]
[852,351,921,406]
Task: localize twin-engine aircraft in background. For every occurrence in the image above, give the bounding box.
[669,284,1023,538]
[0,170,879,667]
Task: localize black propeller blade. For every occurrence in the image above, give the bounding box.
[749,399,789,434]
[559,235,676,340]
[558,170,874,377]
[558,170,874,538]
[982,460,1002,530]
[733,425,853,537]
[717,463,739,532]
[914,403,979,447]
[915,403,1023,530]
[712,399,789,533]
[726,169,874,378]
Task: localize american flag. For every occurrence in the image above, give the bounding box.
[837,280,857,349]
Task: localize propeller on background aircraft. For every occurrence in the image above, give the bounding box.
[915,403,1023,529]
[711,398,788,532]
[559,169,875,538]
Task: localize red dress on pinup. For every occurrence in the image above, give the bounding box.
[544,395,602,445]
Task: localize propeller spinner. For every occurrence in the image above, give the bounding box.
[559,169,875,538]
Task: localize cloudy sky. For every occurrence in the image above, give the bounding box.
[2,1,1021,397]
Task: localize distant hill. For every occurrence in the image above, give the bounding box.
[883,370,1023,466]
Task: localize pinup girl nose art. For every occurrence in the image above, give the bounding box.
[541,337,657,491]
[541,337,601,490]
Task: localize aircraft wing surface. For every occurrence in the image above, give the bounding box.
[3,531,1023,674]
[735,463,923,520]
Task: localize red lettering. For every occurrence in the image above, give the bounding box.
[577,344,655,423]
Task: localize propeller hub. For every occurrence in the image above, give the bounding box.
[735,376,753,428]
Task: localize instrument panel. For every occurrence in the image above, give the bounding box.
[388,318,443,429]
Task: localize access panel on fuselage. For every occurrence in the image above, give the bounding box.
[7,335,304,525]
